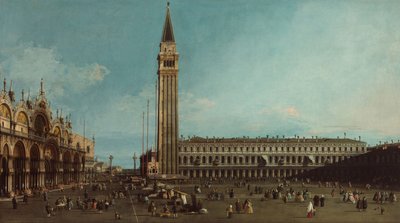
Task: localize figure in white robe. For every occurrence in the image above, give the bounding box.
[306,201,314,218]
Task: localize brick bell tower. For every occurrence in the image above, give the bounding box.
[157,2,179,174]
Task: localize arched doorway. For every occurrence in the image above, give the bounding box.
[73,153,80,183]
[13,141,26,191]
[0,144,10,195]
[81,156,85,182]
[44,144,58,188]
[30,145,40,189]
[63,151,71,184]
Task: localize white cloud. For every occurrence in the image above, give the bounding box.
[180,92,216,122]
[195,98,216,109]
[0,43,109,99]
[91,84,157,138]
[284,106,300,117]
[258,106,301,118]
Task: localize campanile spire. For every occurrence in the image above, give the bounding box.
[161,2,175,42]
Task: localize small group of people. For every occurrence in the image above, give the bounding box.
[317,181,339,188]
[234,180,246,188]
[79,198,110,212]
[54,196,73,210]
[277,188,312,203]
[10,193,30,210]
[110,190,126,199]
[226,188,235,198]
[91,183,107,191]
[342,191,357,204]
[208,188,224,201]
[356,197,368,212]
[252,186,264,195]
[372,191,397,204]
[312,195,326,207]
[227,201,252,218]
[148,201,178,218]
[231,199,253,216]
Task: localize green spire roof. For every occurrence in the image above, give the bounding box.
[161,3,175,42]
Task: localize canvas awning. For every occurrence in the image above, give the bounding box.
[307,155,315,164]
[261,155,269,164]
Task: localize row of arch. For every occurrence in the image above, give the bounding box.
[179,145,366,153]
[178,155,353,166]
[180,168,306,179]
[0,140,85,195]
[0,102,71,144]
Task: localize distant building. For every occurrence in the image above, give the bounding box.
[0,79,94,196]
[140,150,159,176]
[178,136,366,179]
[72,134,95,181]
[112,166,123,174]
[93,161,106,173]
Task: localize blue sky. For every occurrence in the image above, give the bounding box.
[1,0,400,168]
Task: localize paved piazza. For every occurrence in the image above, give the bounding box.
[0,181,399,223]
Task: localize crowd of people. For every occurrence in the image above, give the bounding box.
[4,176,400,221]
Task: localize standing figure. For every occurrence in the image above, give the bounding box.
[356,198,363,212]
[172,203,178,218]
[12,196,17,209]
[229,189,235,198]
[320,195,325,207]
[148,201,156,216]
[45,202,53,217]
[226,204,233,218]
[235,199,241,214]
[84,189,89,199]
[43,191,48,202]
[247,200,253,214]
[362,197,368,212]
[23,194,28,204]
[306,201,314,218]
[313,195,320,207]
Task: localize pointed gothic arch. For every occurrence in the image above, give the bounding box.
[30,145,40,189]
[0,144,10,194]
[13,141,26,191]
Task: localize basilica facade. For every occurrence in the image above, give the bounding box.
[0,79,94,196]
[178,136,366,179]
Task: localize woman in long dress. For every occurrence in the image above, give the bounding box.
[306,201,314,218]
[247,201,253,214]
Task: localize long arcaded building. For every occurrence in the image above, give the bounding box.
[178,136,366,179]
[0,79,94,196]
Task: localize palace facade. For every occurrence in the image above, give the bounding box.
[178,136,366,179]
[0,79,94,196]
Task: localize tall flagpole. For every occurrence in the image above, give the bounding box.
[146,100,149,174]
[141,112,144,177]
[155,80,157,159]
[83,119,86,149]
[147,100,150,152]
[83,118,86,181]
